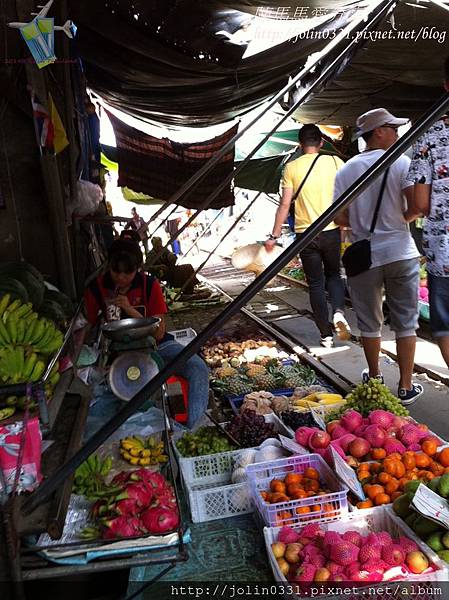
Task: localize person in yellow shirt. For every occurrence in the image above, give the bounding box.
[265,124,350,347]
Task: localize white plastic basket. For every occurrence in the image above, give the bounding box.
[264,506,449,597]
[185,479,253,523]
[168,328,196,346]
[246,453,349,527]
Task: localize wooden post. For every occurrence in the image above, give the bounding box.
[16,0,77,299]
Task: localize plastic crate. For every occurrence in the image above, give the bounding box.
[264,506,449,596]
[246,453,348,527]
[168,328,197,346]
[185,479,253,523]
[172,415,292,486]
[172,432,240,487]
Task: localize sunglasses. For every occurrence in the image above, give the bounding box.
[381,124,399,132]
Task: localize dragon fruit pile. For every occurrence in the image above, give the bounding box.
[294,409,440,464]
[82,469,180,540]
[272,523,433,584]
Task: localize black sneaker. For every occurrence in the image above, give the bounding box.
[398,383,424,406]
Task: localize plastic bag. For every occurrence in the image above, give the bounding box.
[231,243,283,275]
[0,417,42,494]
[73,180,103,217]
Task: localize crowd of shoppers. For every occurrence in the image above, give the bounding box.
[266,55,449,407]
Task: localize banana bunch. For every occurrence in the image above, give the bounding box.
[0,407,15,421]
[293,392,345,412]
[73,454,115,500]
[0,294,63,354]
[119,435,168,466]
[0,345,60,386]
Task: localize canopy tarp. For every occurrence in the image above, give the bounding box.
[69,0,354,126]
[292,0,449,125]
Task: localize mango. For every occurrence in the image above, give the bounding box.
[438,473,449,498]
[413,515,441,538]
[427,476,441,493]
[393,494,413,519]
[442,531,449,549]
[437,549,449,563]
[426,531,444,553]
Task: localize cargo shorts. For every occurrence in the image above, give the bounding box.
[347,258,419,338]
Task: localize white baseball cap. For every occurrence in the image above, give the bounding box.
[354,108,409,138]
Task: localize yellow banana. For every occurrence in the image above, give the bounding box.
[0,294,10,318]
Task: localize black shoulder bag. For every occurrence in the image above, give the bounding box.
[341,168,390,278]
[288,154,322,219]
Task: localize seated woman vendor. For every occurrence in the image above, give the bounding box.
[84,240,209,429]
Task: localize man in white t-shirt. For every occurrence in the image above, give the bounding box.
[334,108,423,405]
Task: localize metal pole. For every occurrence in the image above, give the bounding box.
[142,0,394,221]
[171,192,263,302]
[146,204,179,240]
[24,90,449,513]
[145,0,397,266]
[183,208,225,258]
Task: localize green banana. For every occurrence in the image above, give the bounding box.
[16,319,25,344]
[6,315,18,344]
[14,347,24,382]
[9,302,32,320]
[30,319,45,344]
[0,294,10,318]
[0,407,15,421]
[3,299,22,321]
[29,360,46,382]
[0,318,10,345]
[5,396,17,406]
[50,371,60,386]
[23,352,38,380]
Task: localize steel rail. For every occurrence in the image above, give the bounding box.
[23,90,449,514]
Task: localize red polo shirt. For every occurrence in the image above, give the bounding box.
[84,271,167,326]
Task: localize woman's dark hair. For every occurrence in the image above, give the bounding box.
[120,229,141,244]
[108,240,143,273]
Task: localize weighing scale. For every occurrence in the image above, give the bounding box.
[102,318,163,403]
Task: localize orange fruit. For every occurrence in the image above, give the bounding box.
[371,448,386,460]
[422,439,438,456]
[370,462,382,474]
[415,453,431,468]
[296,506,311,515]
[390,491,403,501]
[311,504,322,512]
[290,489,308,500]
[270,479,287,494]
[367,484,385,501]
[439,448,449,467]
[374,493,391,505]
[286,483,302,497]
[402,452,416,470]
[385,478,399,495]
[284,473,303,486]
[378,472,392,485]
[398,477,409,491]
[303,467,319,481]
[270,493,290,504]
[356,499,373,509]
[304,479,320,493]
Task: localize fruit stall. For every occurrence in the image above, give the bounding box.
[3,272,449,597]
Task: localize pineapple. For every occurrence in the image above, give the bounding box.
[214,366,238,379]
[253,372,278,391]
[225,376,254,396]
[245,363,267,378]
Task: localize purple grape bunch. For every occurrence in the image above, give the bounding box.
[226,409,276,447]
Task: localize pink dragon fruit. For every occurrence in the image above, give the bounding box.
[312,447,327,458]
[278,526,300,544]
[340,410,363,433]
[309,430,331,450]
[363,559,390,574]
[362,532,382,547]
[359,544,382,563]
[111,471,131,487]
[398,536,419,554]
[292,563,316,583]
[342,531,362,547]
[102,516,142,540]
[133,471,168,491]
[399,424,427,446]
[331,425,349,440]
[113,498,140,517]
[369,410,394,428]
[392,415,408,429]
[408,443,422,451]
[383,438,406,455]
[364,425,387,448]
[330,541,360,566]
[381,544,405,566]
[347,565,383,583]
[140,507,179,534]
[151,487,177,510]
[306,553,327,569]
[324,442,346,465]
[325,561,344,577]
[115,482,153,508]
[295,427,317,447]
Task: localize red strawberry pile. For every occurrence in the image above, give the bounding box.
[272,523,434,585]
[84,469,180,540]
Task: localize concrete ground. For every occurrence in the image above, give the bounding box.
[200,260,449,441]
